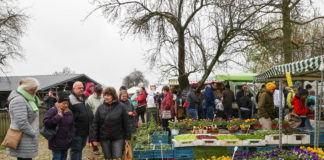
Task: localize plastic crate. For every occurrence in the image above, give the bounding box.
[226,147,244,151]
[153,131,169,144]
[265,134,288,145]
[133,144,155,159]
[201,139,220,146]
[174,147,194,159]
[304,130,324,144]
[255,146,277,152]
[172,139,202,147]
[243,139,266,146]
[154,144,174,158]
[287,134,309,145]
[219,139,243,146]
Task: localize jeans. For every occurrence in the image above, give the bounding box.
[52,150,68,160]
[188,108,198,119]
[70,136,87,160]
[136,111,145,124]
[146,108,157,123]
[17,158,32,160]
[224,107,233,120]
[162,119,171,135]
[101,139,124,159]
[206,105,214,120]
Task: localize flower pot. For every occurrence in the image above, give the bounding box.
[241,129,248,134]
[203,130,208,134]
[171,129,179,135]
[194,130,200,134]
[199,129,203,134]
[228,129,236,133]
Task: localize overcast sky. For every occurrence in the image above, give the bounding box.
[6,0,324,88]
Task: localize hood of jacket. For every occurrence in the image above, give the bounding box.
[8,90,20,102]
[84,83,94,97]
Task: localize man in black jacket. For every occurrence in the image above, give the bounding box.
[236,84,253,120]
[69,81,94,160]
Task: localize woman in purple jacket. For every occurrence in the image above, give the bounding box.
[44,91,75,160]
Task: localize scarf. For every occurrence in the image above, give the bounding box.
[17,86,40,112]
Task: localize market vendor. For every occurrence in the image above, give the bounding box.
[258,82,276,130]
[291,89,313,128]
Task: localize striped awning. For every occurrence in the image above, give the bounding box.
[254,55,324,82]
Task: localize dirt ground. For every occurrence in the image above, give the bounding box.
[0,136,104,160]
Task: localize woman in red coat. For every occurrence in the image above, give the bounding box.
[134,87,147,123]
[161,86,174,135]
[292,89,312,128]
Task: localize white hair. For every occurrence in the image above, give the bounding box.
[20,77,40,91]
[73,81,83,88]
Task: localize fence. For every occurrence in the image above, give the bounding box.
[0,109,47,143]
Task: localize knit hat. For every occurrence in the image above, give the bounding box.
[94,84,103,94]
[266,82,276,91]
[58,91,70,103]
[120,86,127,91]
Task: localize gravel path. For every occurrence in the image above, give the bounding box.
[0,136,104,160]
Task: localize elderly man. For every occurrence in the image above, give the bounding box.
[258,82,276,130]
[205,82,216,120]
[5,78,40,160]
[69,81,94,160]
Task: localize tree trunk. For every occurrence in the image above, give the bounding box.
[282,0,293,63]
[177,29,190,90]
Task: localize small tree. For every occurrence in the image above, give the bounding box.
[122,69,149,88]
[0,0,28,73]
[53,67,76,75]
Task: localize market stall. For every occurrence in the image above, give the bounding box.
[254,55,324,149]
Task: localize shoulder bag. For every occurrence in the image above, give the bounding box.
[1,118,36,150]
[162,110,172,119]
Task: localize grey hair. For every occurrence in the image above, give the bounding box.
[20,78,40,91]
[73,81,83,88]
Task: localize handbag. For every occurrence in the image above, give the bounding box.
[162,110,171,119]
[1,118,36,150]
[123,141,133,160]
[40,125,59,140]
[136,105,146,114]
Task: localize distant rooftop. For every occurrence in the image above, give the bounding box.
[0,74,100,92]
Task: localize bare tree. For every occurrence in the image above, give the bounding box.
[53,67,76,75]
[0,0,28,73]
[122,69,149,88]
[89,0,214,90]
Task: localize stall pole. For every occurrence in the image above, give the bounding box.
[315,80,319,149]
[279,80,283,149]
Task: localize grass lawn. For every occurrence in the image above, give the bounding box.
[194,147,236,159]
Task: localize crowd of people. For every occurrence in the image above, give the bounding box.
[3,77,317,160]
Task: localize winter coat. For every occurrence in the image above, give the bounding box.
[186,89,199,109]
[292,94,310,116]
[222,88,234,109]
[69,92,94,137]
[135,93,147,107]
[204,85,215,107]
[83,82,94,98]
[130,93,138,107]
[44,95,57,110]
[44,105,75,150]
[258,91,275,119]
[120,100,137,134]
[91,101,130,141]
[6,90,39,158]
[236,90,253,110]
[273,89,285,108]
[146,91,156,108]
[86,94,104,114]
[161,92,174,118]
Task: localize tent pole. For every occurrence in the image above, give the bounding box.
[315,80,319,149]
[279,80,283,149]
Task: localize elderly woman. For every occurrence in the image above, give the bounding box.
[43,91,75,160]
[6,78,40,160]
[91,87,130,159]
[119,90,137,135]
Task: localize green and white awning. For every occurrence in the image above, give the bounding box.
[254,55,324,82]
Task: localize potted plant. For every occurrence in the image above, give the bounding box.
[207,125,219,134]
[247,119,261,129]
[193,126,200,134]
[169,120,180,135]
[227,119,240,133]
[240,123,250,134]
[272,119,279,129]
